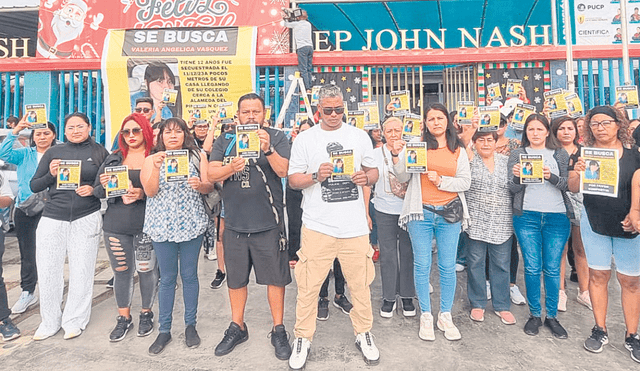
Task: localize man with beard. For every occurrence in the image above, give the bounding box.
[208,93,292,361]
[37,0,88,58]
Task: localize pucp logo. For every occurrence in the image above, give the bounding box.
[578,4,586,11]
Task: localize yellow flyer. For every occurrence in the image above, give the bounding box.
[520,154,544,184]
[478,106,500,132]
[265,106,272,123]
[236,124,260,159]
[311,86,321,106]
[506,79,522,98]
[388,90,410,112]
[405,142,427,173]
[162,88,178,106]
[544,89,568,118]
[347,110,366,130]
[512,103,536,130]
[24,104,48,129]
[191,103,209,125]
[343,101,349,120]
[57,160,81,190]
[580,147,619,198]
[457,101,475,125]
[402,113,422,141]
[358,101,380,130]
[218,101,236,124]
[616,86,639,109]
[294,113,308,127]
[330,149,354,181]
[165,149,189,182]
[564,93,584,118]
[105,165,130,198]
[486,83,503,102]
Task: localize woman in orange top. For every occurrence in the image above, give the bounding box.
[392,103,471,342]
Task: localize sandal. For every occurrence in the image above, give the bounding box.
[495,311,517,325]
[470,308,485,322]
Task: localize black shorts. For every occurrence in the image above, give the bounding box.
[224,227,292,289]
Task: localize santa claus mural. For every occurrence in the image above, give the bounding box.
[37,0,102,58]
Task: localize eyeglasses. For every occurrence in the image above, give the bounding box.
[135,107,152,113]
[589,120,616,129]
[194,124,209,130]
[321,106,345,115]
[65,124,88,132]
[121,128,143,136]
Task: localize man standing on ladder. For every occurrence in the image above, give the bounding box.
[283,8,313,94]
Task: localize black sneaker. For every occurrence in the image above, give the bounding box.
[544,317,568,339]
[333,295,353,315]
[625,333,640,363]
[185,324,200,348]
[210,270,226,289]
[138,311,154,337]
[269,324,291,360]
[317,298,329,321]
[524,316,542,336]
[380,300,396,318]
[584,325,608,353]
[0,318,20,341]
[109,315,133,342]
[402,298,416,317]
[215,322,248,356]
[106,277,114,289]
[149,333,172,355]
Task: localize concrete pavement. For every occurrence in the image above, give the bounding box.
[0,236,637,370]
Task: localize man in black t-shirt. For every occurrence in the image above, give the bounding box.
[208,93,292,361]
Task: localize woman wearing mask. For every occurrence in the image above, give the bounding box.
[0,117,56,314]
[93,113,159,342]
[30,112,109,340]
[141,117,213,355]
[392,103,471,341]
[508,113,573,339]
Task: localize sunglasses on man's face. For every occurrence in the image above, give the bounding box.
[135,107,152,113]
[121,128,143,136]
[321,106,345,115]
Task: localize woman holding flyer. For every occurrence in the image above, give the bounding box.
[569,106,640,362]
[92,113,159,342]
[141,117,213,355]
[0,117,56,315]
[30,112,109,340]
[392,103,471,341]
[508,113,573,339]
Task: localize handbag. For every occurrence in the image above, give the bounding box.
[423,197,463,224]
[381,148,408,199]
[18,190,49,217]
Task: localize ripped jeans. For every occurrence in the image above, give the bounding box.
[104,231,159,310]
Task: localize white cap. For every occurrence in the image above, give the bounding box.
[500,98,523,117]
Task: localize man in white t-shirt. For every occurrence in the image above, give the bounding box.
[287,85,379,369]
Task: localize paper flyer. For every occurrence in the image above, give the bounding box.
[402,113,422,141]
[24,104,48,129]
[506,79,522,98]
[310,86,321,106]
[165,149,189,182]
[294,113,308,128]
[544,89,568,118]
[512,104,537,131]
[478,106,500,132]
[236,124,260,159]
[564,93,584,118]
[358,101,380,130]
[457,101,475,125]
[191,103,209,125]
[347,110,366,130]
[519,154,544,184]
[580,147,619,198]
[57,160,81,190]
[486,83,503,102]
[388,90,411,112]
[105,165,130,198]
[343,101,349,120]
[405,142,427,173]
[265,106,272,123]
[330,149,355,181]
[162,88,178,106]
[615,85,639,109]
[218,101,235,124]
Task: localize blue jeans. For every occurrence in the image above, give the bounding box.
[154,235,204,333]
[407,208,461,313]
[465,233,513,311]
[297,46,313,89]
[513,211,570,318]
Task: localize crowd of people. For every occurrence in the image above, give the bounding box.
[0,84,638,368]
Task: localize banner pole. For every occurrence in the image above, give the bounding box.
[563,0,575,92]
[621,0,632,85]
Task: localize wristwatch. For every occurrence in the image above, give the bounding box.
[264,145,275,156]
[312,172,319,182]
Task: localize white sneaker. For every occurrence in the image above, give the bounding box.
[205,248,217,261]
[289,337,311,370]
[455,263,465,272]
[11,291,37,314]
[558,289,567,312]
[419,312,435,341]
[486,281,492,300]
[437,312,461,341]
[577,290,593,311]
[355,332,380,365]
[510,285,526,305]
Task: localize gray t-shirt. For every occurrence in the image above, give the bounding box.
[284,20,312,49]
[523,147,566,213]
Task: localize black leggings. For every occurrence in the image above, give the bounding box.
[14,208,40,293]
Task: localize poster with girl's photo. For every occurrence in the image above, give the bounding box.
[615,85,639,109]
[105,165,130,198]
[236,124,260,159]
[405,142,427,173]
[57,160,82,190]
[456,101,475,125]
[24,104,48,129]
[165,149,189,182]
[330,149,354,181]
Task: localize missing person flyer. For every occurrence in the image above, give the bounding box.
[405,142,427,173]
[105,165,130,198]
[506,79,522,98]
[310,86,321,106]
[389,90,410,112]
[544,89,568,118]
[162,88,178,106]
[347,110,366,130]
[512,104,536,130]
[615,86,639,109]
[218,101,235,124]
[402,113,422,141]
[457,101,475,125]
[486,83,503,101]
[330,149,354,181]
[478,106,500,132]
[165,149,189,182]
[236,124,260,159]
[564,93,584,118]
[265,106,272,122]
[192,103,208,125]
[519,154,544,184]
[358,101,380,130]
[24,104,48,129]
[580,147,619,198]
[294,112,308,127]
[57,160,81,190]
